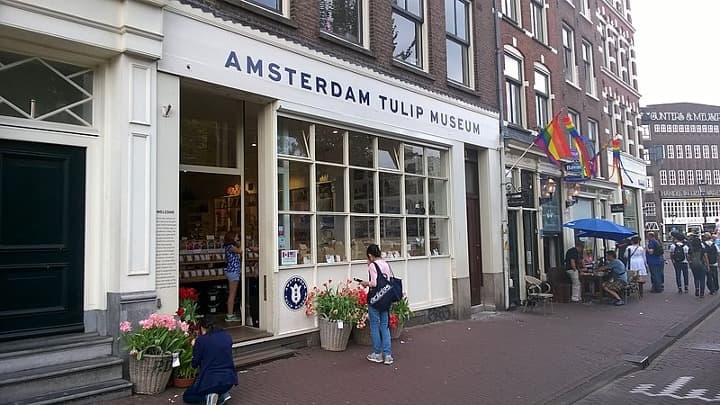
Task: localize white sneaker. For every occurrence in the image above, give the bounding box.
[220,392,232,405]
[206,393,219,405]
[366,352,383,363]
[383,354,394,365]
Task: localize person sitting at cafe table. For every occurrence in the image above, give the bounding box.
[565,240,584,303]
[600,251,628,306]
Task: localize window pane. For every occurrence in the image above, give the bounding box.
[428,179,447,215]
[407,218,426,257]
[534,71,548,93]
[379,172,401,214]
[180,118,237,168]
[277,160,310,211]
[444,0,454,33]
[427,148,445,177]
[392,12,420,67]
[351,216,376,260]
[404,145,424,174]
[430,218,449,255]
[380,217,403,258]
[455,0,467,41]
[317,215,347,263]
[349,132,374,167]
[319,0,361,44]
[350,169,375,213]
[406,0,421,16]
[504,55,521,80]
[405,176,425,214]
[317,165,345,212]
[446,39,465,83]
[315,125,344,163]
[277,117,309,157]
[278,214,312,265]
[378,138,401,169]
[248,0,281,11]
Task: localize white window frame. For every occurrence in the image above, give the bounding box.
[668,170,676,185]
[659,170,667,185]
[686,145,692,158]
[504,51,525,127]
[319,0,369,48]
[581,40,596,96]
[678,170,685,185]
[667,145,674,159]
[643,202,656,217]
[530,0,548,44]
[703,145,710,159]
[694,145,701,158]
[392,0,427,70]
[688,170,694,185]
[713,145,718,159]
[562,25,577,84]
[502,0,521,23]
[445,0,473,87]
[534,67,551,129]
[646,176,654,192]
[675,144,683,159]
[241,0,289,16]
[697,170,703,183]
[714,170,720,185]
[705,170,712,185]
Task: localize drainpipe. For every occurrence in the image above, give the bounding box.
[493,0,510,310]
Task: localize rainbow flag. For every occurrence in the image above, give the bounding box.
[562,115,596,178]
[534,115,572,166]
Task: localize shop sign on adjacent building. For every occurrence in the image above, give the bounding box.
[610,203,625,213]
[541,201,561,234]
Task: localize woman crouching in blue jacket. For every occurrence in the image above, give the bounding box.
[183,318,238,405]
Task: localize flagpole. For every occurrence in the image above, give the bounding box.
[504,140,538,176]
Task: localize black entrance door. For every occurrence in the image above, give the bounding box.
[0,139,86,340]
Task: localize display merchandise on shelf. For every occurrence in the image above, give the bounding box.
[214,194,241,235]
[179,240,227,284]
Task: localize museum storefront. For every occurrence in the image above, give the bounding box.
[154,3,503,340]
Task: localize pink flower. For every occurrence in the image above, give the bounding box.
[179,321,189,334]
[119,321,132,333]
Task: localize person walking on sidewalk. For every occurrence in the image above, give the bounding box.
[645,232,665,293]
[669,233,690,293]
[183,318,237,405]
[624,236,648,286]
[360,244,394,365]
[600,251,628,306]
[564,240,584,303]
[703,233,719,295]
[688,235,708,298]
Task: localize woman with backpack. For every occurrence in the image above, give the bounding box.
[687,235,708,298]
[625,236,648,286]
[702,233,719,295]
[645,232,665,293]
[669,233,690,293]
[359,244,394,365]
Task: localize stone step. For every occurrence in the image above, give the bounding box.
[0,379,133,405]
[233,347,296,369]
[0,357,123,403]
[0,334,113,374]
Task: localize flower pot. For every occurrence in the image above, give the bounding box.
[129,354,174,395]
[318,318,353,351]
[173,376,196,388]
[352,326,373,346]
[390,323,404,339]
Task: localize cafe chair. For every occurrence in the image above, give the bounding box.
[623,270,642,303]
[523,275,554,315]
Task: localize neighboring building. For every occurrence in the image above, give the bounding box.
[0,0,503,400]
[498,0,645,307]
[641,103,720,240]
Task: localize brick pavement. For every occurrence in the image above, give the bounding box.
[106,264,720,405]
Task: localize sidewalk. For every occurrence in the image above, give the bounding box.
[106,264,720,405]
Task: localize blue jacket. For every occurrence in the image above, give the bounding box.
[192,330,238,393]
[646,239,665,265]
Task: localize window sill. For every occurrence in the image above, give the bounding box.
[564,79,583,92]
[529,36,553,51]
[585,92,600,101]
[223,0,297,28]
[500,14,522,29]
[391,59,434,81]
[319,31,374,58]
[447,80,476,95]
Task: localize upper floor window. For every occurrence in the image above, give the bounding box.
[534,70,550,129]
[0,51,94,126]
[687,170,694,185]
[694,145,701,159]
[659,170,667,185]
[504,54,524,126]
[643,202,656,217]
[245,0,282,13]
[703,145,710,159]
[685,145,692,158]
[562,25,577,83]
[712,145,718,159]
[320,0,363,45]
[445,0,471,86]
[668,170,676,186]
[577,0,590,16]
[530,0,547,44]
[675,145,683,159]
[678,170,685,185]
[581,40,596,96]
[392,0,424,68]
[666,144,674,159]
[502,0,520,22]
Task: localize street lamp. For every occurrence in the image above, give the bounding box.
[698,179,708,228]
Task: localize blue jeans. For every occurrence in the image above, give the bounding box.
[648,263,665,292]
[673,261,689,289]
[368,305,391,356]
[707,264,719,293]
[690,262,707,294]
[183,383,233,404]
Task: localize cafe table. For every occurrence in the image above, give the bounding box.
[579,265,608,302]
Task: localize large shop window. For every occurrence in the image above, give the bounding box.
[277,117,450,265]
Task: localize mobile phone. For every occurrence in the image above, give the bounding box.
[353,277,364,283]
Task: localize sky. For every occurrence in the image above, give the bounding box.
[632,0,720,107]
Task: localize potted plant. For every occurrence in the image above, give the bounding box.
[390,296,413,339]
[177,287,200,334]
[172,338,198,388]
[350,287,372,346]
[305,279,364,351]
[119,314,190,394]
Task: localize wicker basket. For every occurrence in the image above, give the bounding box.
[318,318,353,351]
[352,326,373,346]
[129,354,173,394]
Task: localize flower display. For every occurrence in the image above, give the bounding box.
[177,287,199,325]
[390,295,413,327]
[305,279,366,323]
[118,313,191,360]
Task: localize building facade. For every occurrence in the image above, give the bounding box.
[0,4,504,399]
[641,103,720,240]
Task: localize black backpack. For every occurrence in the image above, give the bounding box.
[672,243,686,262]
[705,243,718,265]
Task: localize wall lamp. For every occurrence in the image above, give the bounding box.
[565,183,580,208]
[539,178,556,204]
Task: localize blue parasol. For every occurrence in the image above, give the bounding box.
[563,218,638,241]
